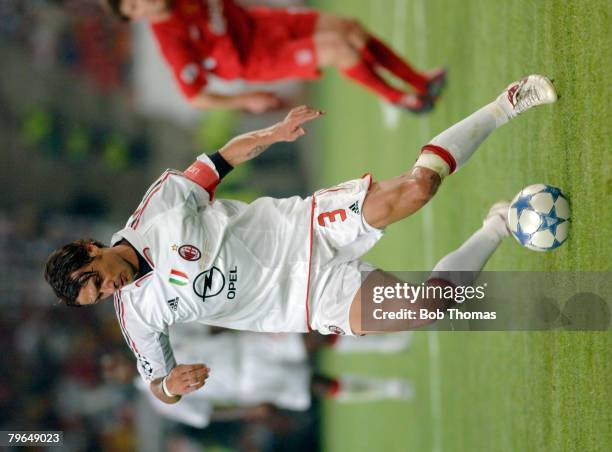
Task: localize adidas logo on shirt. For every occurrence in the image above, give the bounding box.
[167,297,179,311]
[349,202,360,215]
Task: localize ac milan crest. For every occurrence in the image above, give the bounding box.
[179,244,201,261]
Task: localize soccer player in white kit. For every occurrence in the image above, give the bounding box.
[106,324,313,428]
[104,324,413,428]
[45,75,557,405]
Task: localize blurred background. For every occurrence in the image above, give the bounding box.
[1,1,610,451]
[0,0,321,450]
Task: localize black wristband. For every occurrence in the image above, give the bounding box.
[210,152,233,180]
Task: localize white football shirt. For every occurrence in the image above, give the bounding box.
[112,154,314,382]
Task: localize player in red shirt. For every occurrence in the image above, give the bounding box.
[103,0,446,113]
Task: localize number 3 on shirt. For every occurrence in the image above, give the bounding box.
[317,209,347,227]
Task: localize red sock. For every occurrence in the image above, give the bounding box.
[364,36,428,93]
[327,335,340,347]
[326,378,341,398]
[341,59,405,103]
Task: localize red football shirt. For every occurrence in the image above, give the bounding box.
[150,0,254,99]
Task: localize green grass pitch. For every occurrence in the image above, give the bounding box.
[307,0,611,450]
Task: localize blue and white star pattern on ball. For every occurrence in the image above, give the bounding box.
[507,184,570,251]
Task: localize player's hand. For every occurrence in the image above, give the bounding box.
[240,92,282,114]
[273,105,324,142]
[165,363,210,395]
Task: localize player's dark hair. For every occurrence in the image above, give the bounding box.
[44,239,106,307]
[100,0,129,21]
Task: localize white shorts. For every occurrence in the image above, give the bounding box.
[237,332,311,411]
[307,175,383,336]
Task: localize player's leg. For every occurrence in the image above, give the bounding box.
[349,269,455,333]
[416,75,558,180]
[362,166,442,229]
[349,202,511,335]
[239,333,312,411]
[362,75,558,229]
[307,330,412,353]
[311,373,413,402]
[312,13,430,112]
[362,34,446,98]
[310,374,340,399]
[303,332,336,353]
[314,13,446,96]
[331,332,412,354]
[302,331,412,354]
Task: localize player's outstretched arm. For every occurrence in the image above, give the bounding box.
[218,105,324,167]
[150,363,210,404]
[190,91,283,114]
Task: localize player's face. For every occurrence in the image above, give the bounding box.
[120,0,169,21]
[72,245,137,306]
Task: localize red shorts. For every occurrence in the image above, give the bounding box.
[243,8,321,82]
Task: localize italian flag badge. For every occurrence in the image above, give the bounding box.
[169,269,189,286]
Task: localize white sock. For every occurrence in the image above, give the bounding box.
[334,332,412,354]
[415,98,510,177]
[430,218,506,286]
[335,375,414,403]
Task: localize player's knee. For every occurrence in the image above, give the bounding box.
[326,31,358,65]
[398,173,438,209]
[332,16,360,32]
[414,168,440,200]
[345,19,368,48]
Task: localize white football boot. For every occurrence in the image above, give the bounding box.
[483,201,511,240]
[497,74,557,119]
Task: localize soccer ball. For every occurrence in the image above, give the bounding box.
[508,184,570,251]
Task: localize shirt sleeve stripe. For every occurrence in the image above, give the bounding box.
[114,291,140,355]
[129,171,174,229]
